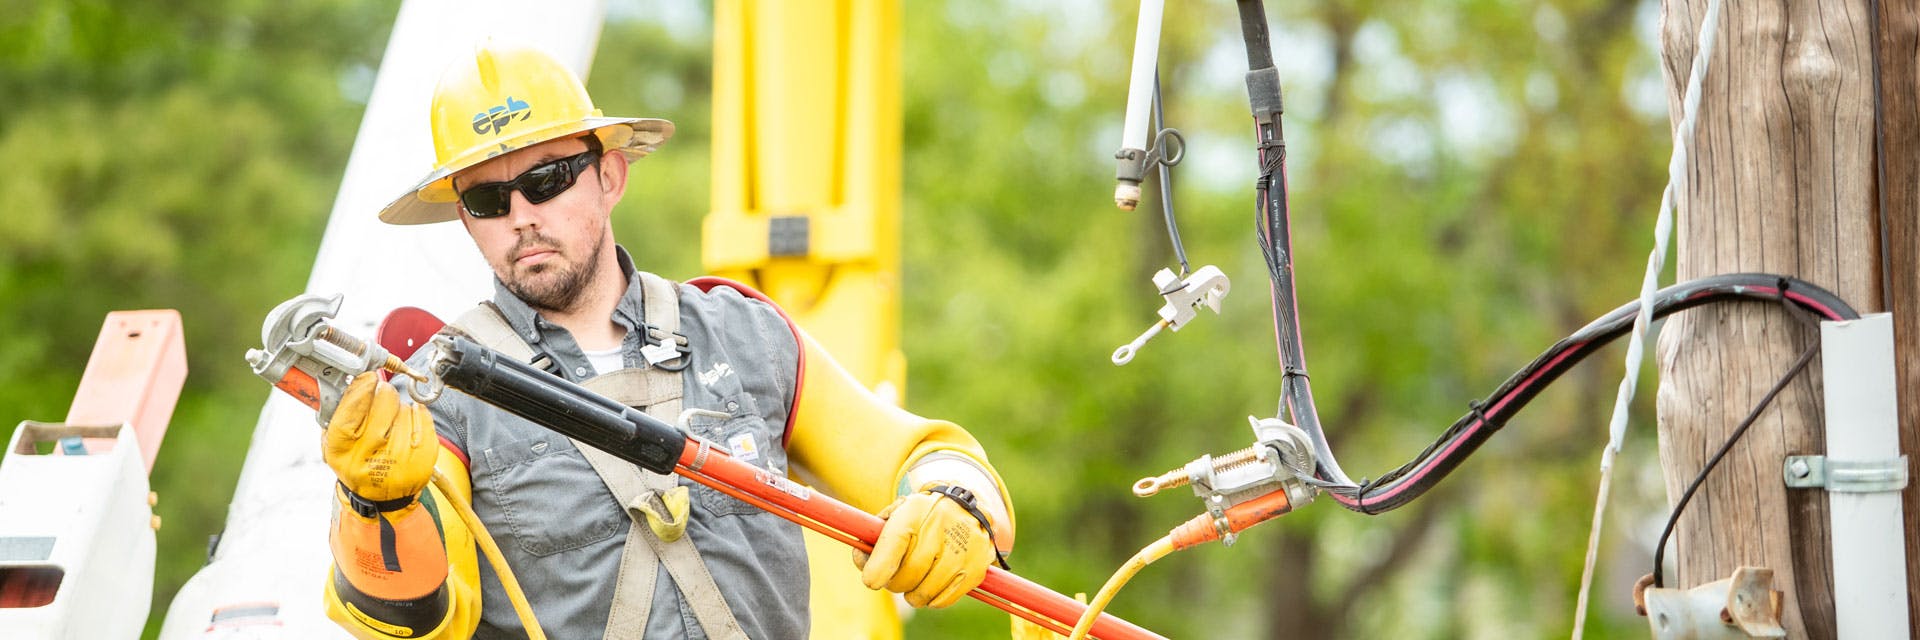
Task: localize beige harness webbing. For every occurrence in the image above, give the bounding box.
[449,272,746,639]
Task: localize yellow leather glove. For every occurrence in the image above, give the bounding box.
[854,484,997,608]
[323,372,436,509]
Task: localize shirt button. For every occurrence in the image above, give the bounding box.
[726,401,739,411]
[574,366,588,377]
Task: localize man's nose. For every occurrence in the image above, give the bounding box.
[504,189,541,229]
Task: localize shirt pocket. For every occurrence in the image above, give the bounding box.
[476,433,625,557]
[687,396,782,518]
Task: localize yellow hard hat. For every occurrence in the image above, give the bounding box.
[378,43,674,225]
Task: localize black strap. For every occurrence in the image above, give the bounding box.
[924,484,1011,571]
[341,482,417,573]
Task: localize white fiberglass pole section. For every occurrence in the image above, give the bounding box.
[158,1,606,636]
[1113,0,1163,210]
[1819,314,1910,639]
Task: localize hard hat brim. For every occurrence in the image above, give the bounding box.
[378,117,674,225]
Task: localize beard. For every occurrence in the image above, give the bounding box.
[501,227,608,313]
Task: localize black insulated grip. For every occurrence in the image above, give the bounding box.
[1245,67,1283,118]
[434,336,684,474]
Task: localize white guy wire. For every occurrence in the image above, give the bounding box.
[1572,0,1724,635]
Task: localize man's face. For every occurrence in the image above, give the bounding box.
[453,135,627,312]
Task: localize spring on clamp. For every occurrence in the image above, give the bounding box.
[1130,416,1317,546]
[246,293,442,421]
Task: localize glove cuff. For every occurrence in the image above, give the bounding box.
[902,450,1015,552]
[922,484,1011,571]
[339,481,420,519]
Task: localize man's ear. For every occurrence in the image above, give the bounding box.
[597,151,630,205]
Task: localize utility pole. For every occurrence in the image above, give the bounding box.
[1655,1,1918,637]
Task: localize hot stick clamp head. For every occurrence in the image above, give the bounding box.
[246,293,411,424]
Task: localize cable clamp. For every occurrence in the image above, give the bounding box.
[1783,455,1909,493]
[1467,399,1505,432]
[1205,495,1236,547]
[1111,266,1231,365]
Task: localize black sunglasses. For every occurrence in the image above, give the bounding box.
[458,149,601,218]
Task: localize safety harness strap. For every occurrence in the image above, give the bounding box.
[580,271,745,640]
[447,302,536,363]
[575,370,678,640]
[450,272,745,640]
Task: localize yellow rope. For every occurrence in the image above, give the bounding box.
[430,470,546,640]
[1067,534,1175,640]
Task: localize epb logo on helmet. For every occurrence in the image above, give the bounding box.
[472,96,533,135]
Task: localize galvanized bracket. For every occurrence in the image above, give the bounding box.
[1782,455,1909,493]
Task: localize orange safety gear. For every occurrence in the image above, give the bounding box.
[378,42,674,225]
[325,445,483,640]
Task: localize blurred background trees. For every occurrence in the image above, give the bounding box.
[4,0,1674,637]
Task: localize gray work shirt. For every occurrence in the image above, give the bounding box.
[421,247,809,639]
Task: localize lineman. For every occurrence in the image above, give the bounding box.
[320,43,1015,638]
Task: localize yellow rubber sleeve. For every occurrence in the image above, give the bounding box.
[324,445,483,640]
[786,328,1016,541]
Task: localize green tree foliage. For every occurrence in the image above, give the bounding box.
[1,1,390,635]
[896,1,1671,638]
[2,1,1675,638]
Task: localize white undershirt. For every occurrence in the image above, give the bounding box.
[582,345,624,376]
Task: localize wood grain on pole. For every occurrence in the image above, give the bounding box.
[1657,2,1883,638]
[1872,0,1920,636]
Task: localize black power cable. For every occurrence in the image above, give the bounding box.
[1322,275,1856,514]
[1869,0,1894,314]
[1234,0,1354,489]
[1651,340,1820,588]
